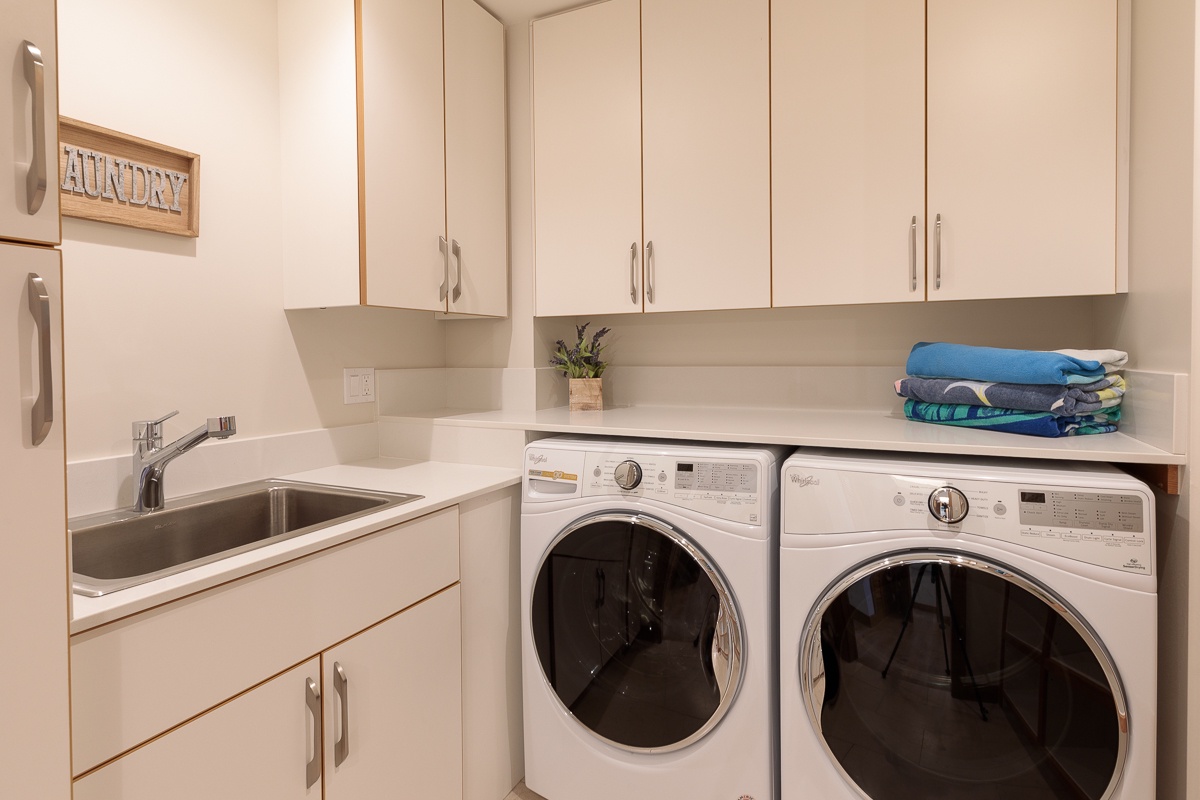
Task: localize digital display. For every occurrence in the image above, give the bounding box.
[1020,492,1047,504]
[677,463,694,472]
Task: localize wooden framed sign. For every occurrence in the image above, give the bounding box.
[58,117,200,237]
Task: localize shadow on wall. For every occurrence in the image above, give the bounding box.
[285,307,447,428]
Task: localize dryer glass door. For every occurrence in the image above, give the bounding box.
[530,512,744,752]
[800,552,1128,800]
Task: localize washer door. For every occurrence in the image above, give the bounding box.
[530,511,744,752]
[800,551,1129,800]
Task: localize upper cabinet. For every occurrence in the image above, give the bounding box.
[772,0,1127,307]
[282,0,508,317]
[532,0,771,317]
[771,0,926,307]
[1,0,59,246]
[925,0,1124,301]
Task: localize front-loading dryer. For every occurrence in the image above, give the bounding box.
[779,449,1156,800]
[521,437,788,800]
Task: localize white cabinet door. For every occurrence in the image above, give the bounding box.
[73,659,322,800]
[0,0,59,246]
[359,0,447,311]
[0,244,69,800]
[445,0,508,317]
[532,0,643,317]
[324,586,463,800]
[927,0,1119,301]
[772,0,925,307]
[641,0,770,313]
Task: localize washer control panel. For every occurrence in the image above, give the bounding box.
[782,464,1152,575]
[584,452,763,525]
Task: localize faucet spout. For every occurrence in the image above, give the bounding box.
[133,415,237,512]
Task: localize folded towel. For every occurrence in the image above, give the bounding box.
[1053,348,1128,372]
[906,342,1110,386]
[903,400,1119,438]
[895,375,1125,417]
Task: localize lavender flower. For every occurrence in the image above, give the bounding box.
[550,323,611,379]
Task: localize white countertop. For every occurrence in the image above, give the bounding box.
[70,458,522,634]
[381,404,1185,465]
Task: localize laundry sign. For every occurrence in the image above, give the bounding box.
[58,117,200,237]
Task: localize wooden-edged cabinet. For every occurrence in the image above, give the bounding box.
[771,0,1125,307]
[323,587,463,798]
[74,589,464,800]
[282,0,507,316]
[532,0,770,317]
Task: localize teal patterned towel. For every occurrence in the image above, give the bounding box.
[904,400,1120,438]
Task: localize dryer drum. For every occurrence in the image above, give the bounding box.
[530,511,744,753]
[799,550,1129,800]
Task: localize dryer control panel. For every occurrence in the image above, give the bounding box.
[782,464,1153,575]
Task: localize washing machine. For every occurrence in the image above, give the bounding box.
[779,449,1156,800]
[521,437,788,800]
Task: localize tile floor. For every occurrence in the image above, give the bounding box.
[503,781,546,800]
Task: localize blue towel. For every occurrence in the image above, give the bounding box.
[906,342,1108,386]
[896,375,1125,417]
[904,400,1120,438]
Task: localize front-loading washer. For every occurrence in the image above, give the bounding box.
[521,437,788,800]
[779,449,1156,800]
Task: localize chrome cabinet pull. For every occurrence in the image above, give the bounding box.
[629,242,638,303]
[21,41,47,215]
[26,274,52,446]
[909,216,918,292]
[450,239,462,302]
[646,240,656,304]
[333,662,350,767]
[305,678,322,789]
[438,236,449,302]
[935,214,943,290]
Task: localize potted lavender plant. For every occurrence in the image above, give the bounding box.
[550,323,610,411]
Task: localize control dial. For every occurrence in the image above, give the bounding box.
[613,460,644,490]
[928,486,969,525]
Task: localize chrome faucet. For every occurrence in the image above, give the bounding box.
[133,411,237,512]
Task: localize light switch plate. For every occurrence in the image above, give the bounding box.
[343,367,375,405]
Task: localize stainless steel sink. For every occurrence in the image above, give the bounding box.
[71,479,422,597]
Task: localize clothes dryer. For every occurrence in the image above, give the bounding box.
[779,450,1156,800]
[522,437,787,800]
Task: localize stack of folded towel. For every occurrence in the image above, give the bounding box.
[896,342,1127,438]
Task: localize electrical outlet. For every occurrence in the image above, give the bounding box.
[343,368,376,405]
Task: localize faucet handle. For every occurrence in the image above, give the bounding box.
[133,409,179,441]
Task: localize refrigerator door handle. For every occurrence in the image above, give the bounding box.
[26,273,53,447]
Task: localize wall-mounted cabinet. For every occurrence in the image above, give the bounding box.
[282,0,507,317]
[532,0,770,317]
[771,0,1127,307]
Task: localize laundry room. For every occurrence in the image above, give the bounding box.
[1,0,1195,799]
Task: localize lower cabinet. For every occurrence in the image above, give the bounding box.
[73,588,463,799]
[323,587,463,798]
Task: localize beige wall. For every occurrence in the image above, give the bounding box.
[57,0,445,461]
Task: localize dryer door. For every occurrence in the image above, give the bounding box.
[530,511,744,752]
[799,550,1129,800]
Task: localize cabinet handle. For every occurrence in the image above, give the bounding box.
[909,216,918,292]
[333,662,350,767]
[450,239,462,303]
[305,678,322,789]
[934,214,943,290]
[21,41,47,216]
[645,240,656,304]
[438,236,449,302]
[26,273,52,447]
[629,242,638,304]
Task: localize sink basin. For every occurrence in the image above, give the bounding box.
[71,479,422,597]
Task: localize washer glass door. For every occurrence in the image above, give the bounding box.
[531,512,744,751]
[800,551,1128,800]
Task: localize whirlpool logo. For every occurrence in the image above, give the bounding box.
[528,453,548,466]
[789,473,820,487]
